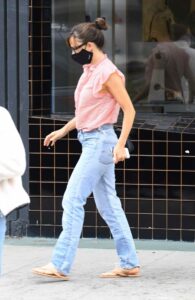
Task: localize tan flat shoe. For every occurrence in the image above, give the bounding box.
[32,263,69,281]
[100,267,140,278]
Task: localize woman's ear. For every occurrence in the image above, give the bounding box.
[86,42,94,51]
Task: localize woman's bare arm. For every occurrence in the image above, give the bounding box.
[105,73,136,163]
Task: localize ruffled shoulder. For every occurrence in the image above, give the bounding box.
[92,59,125,97]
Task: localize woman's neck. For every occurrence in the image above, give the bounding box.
[91,49,105,65]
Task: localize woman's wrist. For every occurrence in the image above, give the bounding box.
[117,139,126,148]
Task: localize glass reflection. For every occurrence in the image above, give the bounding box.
[51,0,195,114]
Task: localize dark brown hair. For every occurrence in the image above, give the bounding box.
[67,17,108,49]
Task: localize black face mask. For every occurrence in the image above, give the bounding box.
[71,49,93,65]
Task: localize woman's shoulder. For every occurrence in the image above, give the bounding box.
[101,56,117,69]
[92,57,125,94]
[0,107,14,127]
[97,57,123,76]
[0,106,11,120]
[0,106,9,114]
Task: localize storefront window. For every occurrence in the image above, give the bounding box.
[52,0,195,114]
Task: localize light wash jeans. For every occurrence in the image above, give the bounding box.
[52,124,139,275]
[0,214,6,275]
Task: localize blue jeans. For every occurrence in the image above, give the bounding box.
[0,215,6,274]
[52,124,139,275]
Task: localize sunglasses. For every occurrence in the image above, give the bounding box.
[70,42,86,52]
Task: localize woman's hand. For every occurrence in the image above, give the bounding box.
[44,127,66,147]
[44,117,76,147]
[113,143,127,164]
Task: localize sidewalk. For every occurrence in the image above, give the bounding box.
[0,238,195,300]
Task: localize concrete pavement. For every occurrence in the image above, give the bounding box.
[0,238,195,300]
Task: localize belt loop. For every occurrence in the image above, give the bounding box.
[98,125,105,135]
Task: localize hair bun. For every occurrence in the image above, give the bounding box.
[95,17,108,30]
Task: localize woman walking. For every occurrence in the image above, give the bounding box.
[32,17,140,280]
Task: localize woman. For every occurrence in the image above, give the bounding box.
[32,18,140,280]
[0,106,30,274]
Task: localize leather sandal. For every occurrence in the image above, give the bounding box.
[32,263,69,281]
[99,267,140,278]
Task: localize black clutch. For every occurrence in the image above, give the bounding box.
[126,138,134,153]
[115,127,134,153]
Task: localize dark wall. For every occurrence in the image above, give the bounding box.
[0,0,29,236]
[28,116,195,242]
[29,0,51,115]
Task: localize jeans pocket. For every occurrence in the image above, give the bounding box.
[99,145,113,165]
